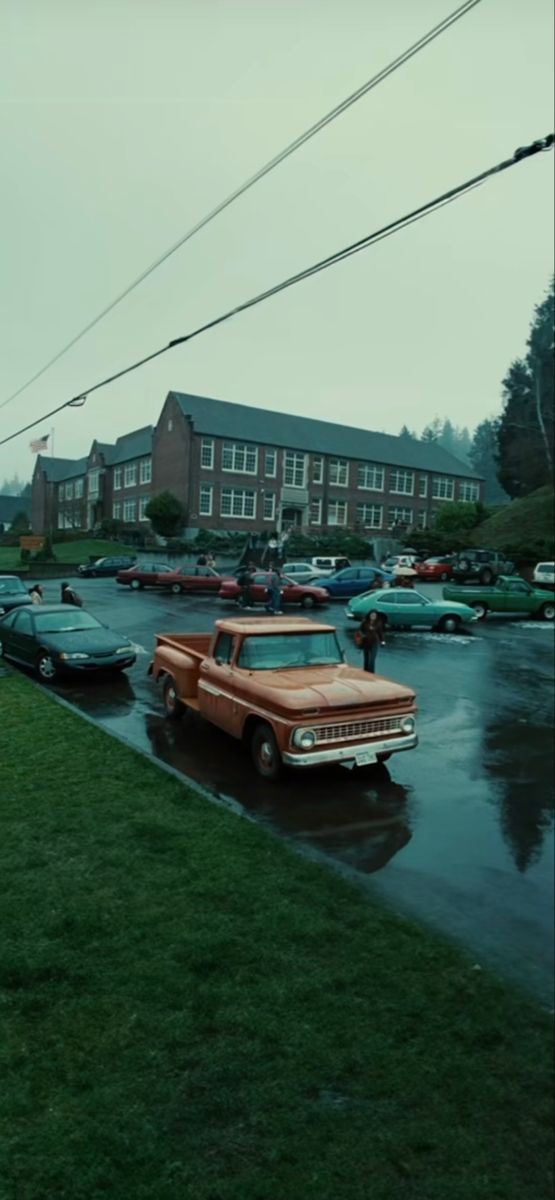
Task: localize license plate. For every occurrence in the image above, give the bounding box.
[355,750,377,766]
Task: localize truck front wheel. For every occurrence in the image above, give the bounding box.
[540,603,555,621]
[163,675,184,719]
[251,723,282,780]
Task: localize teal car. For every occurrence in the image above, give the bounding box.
[346,587,479,634]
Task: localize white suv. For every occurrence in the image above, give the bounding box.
[533,562,555,588]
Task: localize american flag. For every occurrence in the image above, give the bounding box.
[30,433,49,453]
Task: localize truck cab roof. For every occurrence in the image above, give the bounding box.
[214,615,336,637]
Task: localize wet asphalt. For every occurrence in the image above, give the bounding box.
[25,577,555,1003]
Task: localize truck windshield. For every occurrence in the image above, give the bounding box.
[238,631,342,670]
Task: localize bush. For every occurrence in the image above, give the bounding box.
[33,535,56,563]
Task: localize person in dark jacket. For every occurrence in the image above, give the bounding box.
[358,610,386,673]
[265,565,282,615]
[236,563,255,608]
[61,581,83,607]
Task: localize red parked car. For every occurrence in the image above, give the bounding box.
[415,556,455,582]
[219,571,329,609]
[116,562,174,589]
[156,565,224,595]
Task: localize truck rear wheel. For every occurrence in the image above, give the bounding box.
[163,675,184,719]
[251,723,282,780]
[541,602,555,621]
[472,602,488,620]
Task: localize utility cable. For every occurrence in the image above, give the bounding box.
[0,134,552,450]
[0,0,484,412]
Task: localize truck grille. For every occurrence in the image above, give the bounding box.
[314,715,403,744]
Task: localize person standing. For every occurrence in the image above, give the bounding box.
[61,581,83,607]
[29,584,44,604]
[237,562,256,608]
[358,610,386,673]
[265,565,282,615]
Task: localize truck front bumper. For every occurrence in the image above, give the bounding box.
[282,732,417,768]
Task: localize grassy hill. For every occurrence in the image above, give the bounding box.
[474,487,554,560]
[0,538,137,572]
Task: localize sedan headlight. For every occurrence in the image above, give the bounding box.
[0,607,4,615]
[115,646,132,654]
[292,728,317,749]
[400,715,416,734]
[60,652,90,661]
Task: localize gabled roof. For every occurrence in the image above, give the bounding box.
[0,494,31,522]
[110,426,153,465]
[37,455,88,483]
[170,392,479,479]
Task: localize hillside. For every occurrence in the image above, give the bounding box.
[475,486,554,559]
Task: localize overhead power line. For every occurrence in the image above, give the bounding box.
[0,134,552,451]
[0,0,484,413]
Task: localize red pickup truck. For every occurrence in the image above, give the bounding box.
[149,616,417,779]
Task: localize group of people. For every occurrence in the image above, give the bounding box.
[236,562,282,614]
[196,553,216,569]
[27,582,83,607]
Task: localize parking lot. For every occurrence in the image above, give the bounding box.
[21,575,555,1002]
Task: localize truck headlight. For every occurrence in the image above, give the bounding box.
[293,728,317,749]
[400,715,415,734]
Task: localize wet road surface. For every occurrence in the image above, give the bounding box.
[32,578,555,1002]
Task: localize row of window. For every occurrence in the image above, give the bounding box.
[197,486,429,529]
[198,439,479,501]
[114,458,152,489]
[112,498,150,522]
[59,479,84,500]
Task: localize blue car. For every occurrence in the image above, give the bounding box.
[320,565,394,599]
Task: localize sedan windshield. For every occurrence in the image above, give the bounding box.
[0,578,27,595]
[35,612,102,633]
[238,631,341,670]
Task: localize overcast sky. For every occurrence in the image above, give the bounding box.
[1,0,553,484]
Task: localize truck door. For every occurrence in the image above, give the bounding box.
[197,632,241,735]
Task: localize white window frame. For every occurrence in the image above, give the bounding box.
[432,476,455,501]
[356,503,383,529]
[329,458,349,487]
[88,469,100,497]
[200,439,214,470]
[418,476,428,498]
[310,498,322,525]
[417,510,428,529]
[74,479,83,499]
[112,502,122,520]
[113,467,122,491]
[283,451,307,488]
[199,485,213,517]
[139,496,150,521]
[459,481,479,503]
[357,463,385,491]
[263,492,276,521]
[140,457,152,484]
[389,468,414,496]
[124,463,137,488]
[312,456,324,485]
[59,484,65,501]
[222,442,258,475]
[220,488,257,519]
[388,506,413,527]
[123,499,137,522]
[264,449,277,478]
[65,481,73,500]
[327,500,348,526]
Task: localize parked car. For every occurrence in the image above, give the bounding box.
[415,556,455,582]
[443,576,555,621]
[149,617,417,778]
[282,561,336,581]
[0,604,136,681]
[156,565,224,595]
[532,561,555,589]
[321,565,394,599]
[78,555,136,578]
[0,575,34,615]
[451,549,514,586]
[116,562,174,589]
[346,587,478,633]
[309,556,350,573]
[382,554,418,571]
[219,571,329,609]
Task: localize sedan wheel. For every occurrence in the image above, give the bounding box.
[438,615,461,634]
[37,652,57,682]
[171,583,184,595]
[440,571,449,582]
[301,595,315,609]
[541,603,555,621]
[472,602,488,620]
[130,578,142,590]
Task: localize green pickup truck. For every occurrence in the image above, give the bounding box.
[442,576,555,621]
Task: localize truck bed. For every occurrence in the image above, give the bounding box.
[154,633,212,660]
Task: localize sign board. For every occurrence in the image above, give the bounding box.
[20,536,45,551]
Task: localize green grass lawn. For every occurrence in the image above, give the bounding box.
[0,672,552,1200]
[0,538,137,571]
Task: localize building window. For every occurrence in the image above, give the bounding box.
[357,463,385,491]
[222,442,258,474]
[168,419,173,432]
[200,439,214,470]
[265,449,277,478]
[123,499,137,522]
[328,500,348,526]
[432,476,454,501]
[124,463,137,487]
[113,468,122,491]
[59,484,65,501]
[74,479,83,499]
[140,457,152,484]
[65,481,73,500]
[199,485,213,516]
[390,468,414,496]
[418,476,428,498]
[356,503,383,529]
[312,456,324,484]
[88,469,100,497]
[329,458,349,487]
[310,498,322,525]
[459,481,479,502]
[220,488,257,519]
[139,496,150,521]
[417,510,428,529]
[283,451,307,488]
[74,509,82,528]
[263,493,276,521]
[112,502,121,520]
[388,506,413,527]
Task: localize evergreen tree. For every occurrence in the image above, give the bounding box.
[468,419,509,505]
[497,279,554,497]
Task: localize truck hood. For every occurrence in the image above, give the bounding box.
[242,663,415,714]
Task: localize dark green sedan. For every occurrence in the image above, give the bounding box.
[0,604,136,682]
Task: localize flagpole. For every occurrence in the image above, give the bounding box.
[51,427,54,458]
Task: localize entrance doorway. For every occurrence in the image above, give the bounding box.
[281,507,304,529]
